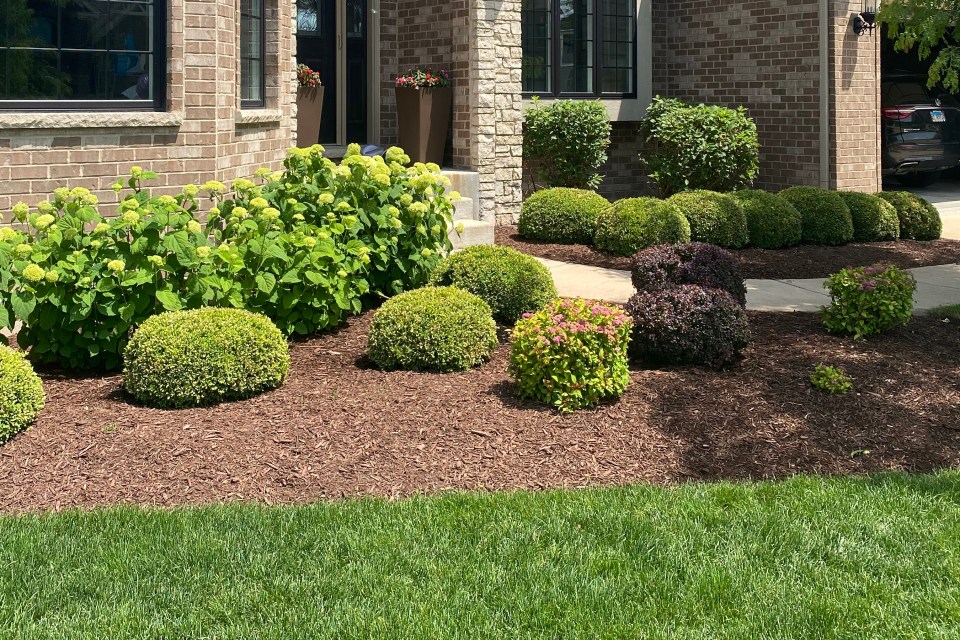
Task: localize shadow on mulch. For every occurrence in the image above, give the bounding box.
[495,225,960,280]
[0,311,957,513]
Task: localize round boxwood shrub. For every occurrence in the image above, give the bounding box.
[877,191,942,240]
[594,197,691,256]
[778,186,854,246]
[631,242,747,307]
[429,245,557,324]
[123,308,290,408]
[509,298,633,412]
[0,345,45,444]
[666,190,749,249]
[838,192,900,242]
[368,286,498,372]
[729,189,802,249]
[518,188,612,245]
[625,285,750,369]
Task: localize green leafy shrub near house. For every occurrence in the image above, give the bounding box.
[821,264,917,339]
[877,191,943,240]
[729,189,803,249]
[518,188,611,245]
[838,192,900,242]
[640,96,760,196]
[666,190,749,249]
[509,298,632,412]
[778,186,854,246]
[626,285,750,369]
[523,99,612,190]
[0,345,45,444]
[2,147,455,370]
[594,197,691,256]
[631,242,747,307]
[367,287,498,372]
[123,308,289,409]
[810,363,853,394]
[429,245,556,324]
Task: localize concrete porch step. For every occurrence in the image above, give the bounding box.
[452,196,475,221]
[449,219,494,251]
[442,170,480,211]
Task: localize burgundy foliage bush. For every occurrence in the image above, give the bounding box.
[630,242,747,307]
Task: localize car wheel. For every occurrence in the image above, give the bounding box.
[897,171,942,188]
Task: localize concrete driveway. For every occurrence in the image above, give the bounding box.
[904,171,960,240]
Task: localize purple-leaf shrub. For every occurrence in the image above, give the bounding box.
[630,242,747,307]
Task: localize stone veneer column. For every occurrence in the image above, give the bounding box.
[465,0,523,223]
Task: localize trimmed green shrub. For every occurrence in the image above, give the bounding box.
[429,245,556,324]
[523,99,612,189]
[631,242,747,307]
[625,285,750,369]
[509,298,632,412]
[877,191,942,240]
[838,192,900,242]
[778,186,854,246]
[594,197,691,256]
[0,345,45,444]
[821,264,916,339]
[518,188,611,244]
[667,190,749,248]
[729,189,803,249]
[640,96,760,196]
[123,308,290,408]
[368,287,497,372]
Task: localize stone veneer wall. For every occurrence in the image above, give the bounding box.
[382,0,523,223]
[0,0,296,212]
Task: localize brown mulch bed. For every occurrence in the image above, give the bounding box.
[496,225,960,279]
[1,312,958,513]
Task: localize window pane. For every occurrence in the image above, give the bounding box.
[241,0,265,104]
[0,0,159,106]
[297,0,320,33]
[599,0,635,94]
[558,0,593,93]
[521,0,551,93]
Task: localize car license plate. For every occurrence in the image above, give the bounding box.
[931,110,946,122]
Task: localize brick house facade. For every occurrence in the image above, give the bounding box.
[1,0,882,225]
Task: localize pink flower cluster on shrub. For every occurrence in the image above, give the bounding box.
[510,298,632,412]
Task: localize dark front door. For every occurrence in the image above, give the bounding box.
[296,0,368,146]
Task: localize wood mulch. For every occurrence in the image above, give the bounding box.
[1,311,958,514]
[496,225,960,279]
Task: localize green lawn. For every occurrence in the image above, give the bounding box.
[3,474,960,638]
[931,304,960,321]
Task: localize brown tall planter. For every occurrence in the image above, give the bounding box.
[296,86,325,148]
[395,86,452,165]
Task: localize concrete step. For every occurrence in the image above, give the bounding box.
[452,196,475,221]
[442,170,480,206]
[449,219,494,250]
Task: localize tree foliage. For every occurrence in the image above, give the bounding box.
[880,0,960,92]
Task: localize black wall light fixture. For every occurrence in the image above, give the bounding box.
[853,0,878,35]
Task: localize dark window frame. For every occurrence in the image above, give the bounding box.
[240,0,267,109]
[522,0,638,100]
[0,0,167,112]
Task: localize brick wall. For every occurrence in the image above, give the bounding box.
[0,0,296,212]
[650,0,881,192]
[598,121,652,201]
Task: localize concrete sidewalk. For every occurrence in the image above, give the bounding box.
[538,258,960,313]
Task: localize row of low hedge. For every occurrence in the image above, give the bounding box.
[1,145,457,371]
[518,186,943,255]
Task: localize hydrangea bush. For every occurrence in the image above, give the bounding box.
[509,298,632,412]
[821,264,917,338]
[2,146,458,370]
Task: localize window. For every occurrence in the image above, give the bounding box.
[0,0,164,111]
[240,0,265,107]
[521,0,636,98]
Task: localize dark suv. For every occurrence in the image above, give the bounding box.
[882,75,960,187]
